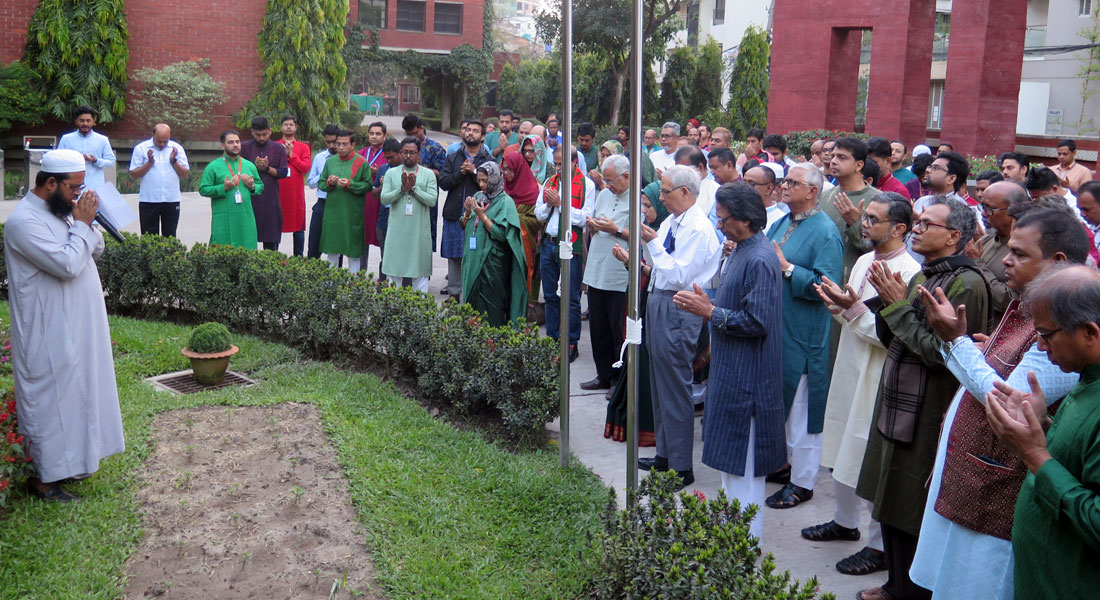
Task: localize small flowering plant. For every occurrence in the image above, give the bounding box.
[0,390,33,509]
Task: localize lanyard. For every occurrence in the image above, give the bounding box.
[363,146,382,166]
[223,156,243,178]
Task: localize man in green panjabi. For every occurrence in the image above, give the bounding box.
[986,265,1100,599]
[319,129,373,273]
[460,162,528,326]
[199,130,262,249]
[380,137,438,291]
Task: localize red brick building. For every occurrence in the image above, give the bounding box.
[1,0,486,144]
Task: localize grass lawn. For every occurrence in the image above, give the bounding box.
[0,305,609,599]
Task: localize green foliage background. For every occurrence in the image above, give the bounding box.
[23,0,130,123]
[0,61,46,133]
[130,60,227,140]
[240,0,349,140]
[726,25,771,139]
[658,47,697,125]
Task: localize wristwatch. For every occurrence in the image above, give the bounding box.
[783,264,795,279]
[614,229,624,239]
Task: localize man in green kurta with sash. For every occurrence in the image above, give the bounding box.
[461,162,528,327]
[199,130,263,249]
[986,265,1100,600]
[381,137,438,291]
[319,130,373,273]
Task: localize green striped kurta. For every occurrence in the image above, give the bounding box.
[198,155,263,249]
[319,153,373,258]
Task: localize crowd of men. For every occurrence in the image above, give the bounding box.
[7,104,1100,600]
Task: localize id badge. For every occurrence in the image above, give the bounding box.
[469,236,477,250]
[405,201,414,216]
[234,189,243,204]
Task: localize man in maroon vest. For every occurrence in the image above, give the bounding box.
[905,205,1089,599]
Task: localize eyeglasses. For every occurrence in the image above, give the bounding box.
[60,180,85,193]
[1037,327,1063,342]
[927,164,949,173]
[913,219,955,232]
[981,205,1009,216]
[780,179,807,188]
[659,133,674,139]
[659,185,685,196]
[861,214,894,226]
[400,150,418,156]
[716,215,736,227]
[743,180,772,189]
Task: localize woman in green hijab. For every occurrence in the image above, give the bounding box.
[460,162,529,327]
[603,182,669,446]
[520,134,549,183]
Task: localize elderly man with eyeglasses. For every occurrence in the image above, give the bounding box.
[648,122,681,176]
[763,163,844,510]
[964,181,1032,323]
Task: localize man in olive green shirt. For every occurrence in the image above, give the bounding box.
[986,265,1100,599]
[819,136,879,279]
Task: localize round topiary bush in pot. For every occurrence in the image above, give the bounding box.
[181,322,238,385]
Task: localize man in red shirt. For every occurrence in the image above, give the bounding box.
[866,137,911,202]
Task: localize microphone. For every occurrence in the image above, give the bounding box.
[94,211,125,243]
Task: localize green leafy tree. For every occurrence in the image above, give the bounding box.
[690,38,725,120]
[1076,4,1100,135]
[659,47,696,124]
[130,60,226,141]
[0,61,46,133]
[23,0,130,123]
[536,0,684,126]
[241,0,349,140]
[727,25,771,140]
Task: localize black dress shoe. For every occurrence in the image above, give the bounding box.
[27,482,81,503]
[637,456,669,471]
[580,377,610,390]
[674,469,695,490]
[568,344,579,363]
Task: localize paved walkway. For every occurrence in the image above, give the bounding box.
[0,122,883,598]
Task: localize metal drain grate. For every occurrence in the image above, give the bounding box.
[146,370,256,395]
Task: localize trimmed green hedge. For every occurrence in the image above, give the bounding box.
[0,227,559,437]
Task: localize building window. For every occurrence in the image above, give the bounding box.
[928,81,944,130]
[359,0,387,28]
[401,85,421,105]
[435,2,463,34]
[1082,0,1094,17]
[396,0,425,31]
[713,0,725,25]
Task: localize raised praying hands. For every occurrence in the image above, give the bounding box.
[814,275,859,310]
[868,260,908,305]
[543,185,561,208]
[639,223,658,243]
[834,192,864,226]
[146,148,155,162]
[985,373,1052,473]
[612,243,629,265]
[673,283,714,320]
[239,173,255,190]
[771,241,791,271]
[255,156,269,171]
[402,171,415,192]
[964,236,984,260]
[224,174,241,190]
[916,285,968,341]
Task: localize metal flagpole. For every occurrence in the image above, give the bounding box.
[558,0,573,468]
[625,0,644,496]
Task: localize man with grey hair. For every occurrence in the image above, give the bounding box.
[854,195,990,600]
[763,163,844,510]
[636,164,723,489]
[984,265,1100,599]
[906,206,1088,599]
[649,122,681,175]
[580,154,633,391]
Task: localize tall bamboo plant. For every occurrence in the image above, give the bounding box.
[23,0,130,123]
[241,0,349,140]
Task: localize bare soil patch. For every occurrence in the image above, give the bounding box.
[125,403,381,599]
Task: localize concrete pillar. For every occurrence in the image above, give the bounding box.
[864,1,935,144]
[940,0,1028,157]
[823,28,863,133]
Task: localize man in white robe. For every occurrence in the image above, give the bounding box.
[4,149,124,503]
[806,192,921,574]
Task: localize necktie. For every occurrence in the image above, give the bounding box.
[663,225,676,254]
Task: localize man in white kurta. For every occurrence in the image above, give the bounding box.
[56,106,116,189]
[3,149,124,503]
[805,192,920,573]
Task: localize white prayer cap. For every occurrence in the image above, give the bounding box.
[912,144,932,158]
[761,162,785,181]
[41,149,86,174]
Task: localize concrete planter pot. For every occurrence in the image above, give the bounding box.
[180,345,239,386]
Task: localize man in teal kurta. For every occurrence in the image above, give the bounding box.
[985,265,1100,599]
[199,130,263,249]
[460,162,528,327]
[319,130,373,273]
[380,137,438,291]
[765,164,844,509]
